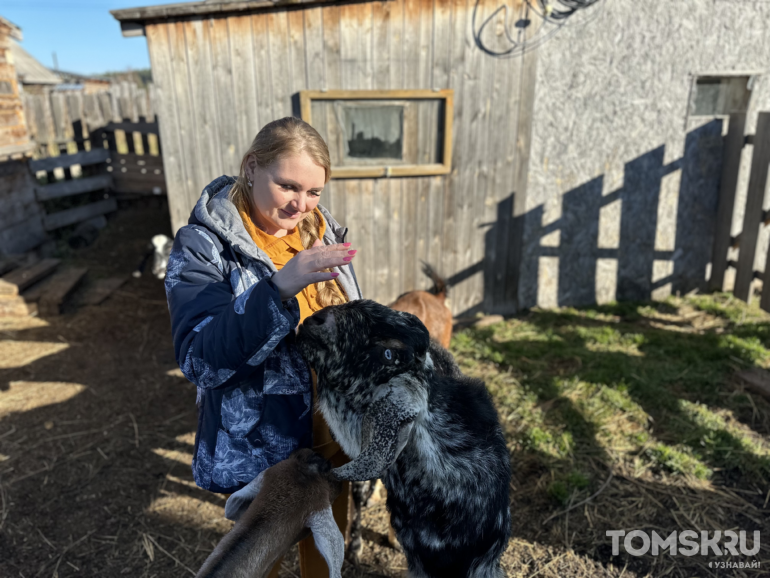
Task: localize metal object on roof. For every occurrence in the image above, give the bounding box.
[10,40,62,86]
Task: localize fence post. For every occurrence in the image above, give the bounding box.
[709,113,746,291]
[734,112,770,302]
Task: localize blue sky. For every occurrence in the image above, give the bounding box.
[2,1,153,75]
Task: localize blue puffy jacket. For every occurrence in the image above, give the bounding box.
[165,176,363,493]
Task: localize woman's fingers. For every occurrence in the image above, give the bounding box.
[311,253,355,272]
[308,271,341,284]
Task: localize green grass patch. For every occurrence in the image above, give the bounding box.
[451,294,770,491]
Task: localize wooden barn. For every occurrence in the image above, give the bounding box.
[111,0,538,315]
[113,0,770,315]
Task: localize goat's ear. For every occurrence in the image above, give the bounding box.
[306,506,345,578]
[331,391,417,481]
[224,470,265,521]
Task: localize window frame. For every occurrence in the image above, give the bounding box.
[299,89,454,179]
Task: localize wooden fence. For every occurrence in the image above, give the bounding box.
[22,82,166,197]
[710,111,770,310]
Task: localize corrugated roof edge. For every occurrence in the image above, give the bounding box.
[111,0,346,23]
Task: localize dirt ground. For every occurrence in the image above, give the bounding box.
[0,203,767,578]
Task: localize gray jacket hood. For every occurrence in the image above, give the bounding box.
[189,175,362,301]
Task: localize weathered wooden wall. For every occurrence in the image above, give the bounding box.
[144,0,535,314]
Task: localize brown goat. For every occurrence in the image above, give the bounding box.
[196,449,344,578]
[389,262,453,348]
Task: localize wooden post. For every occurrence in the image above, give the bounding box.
[734,112,770,302]
[709,113,746,291]
[138,115,151,155]
[123,118,137,154]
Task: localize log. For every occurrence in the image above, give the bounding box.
[1,259,60,294]
[38,268,88,316]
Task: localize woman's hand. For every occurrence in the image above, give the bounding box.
[271,239,357,301]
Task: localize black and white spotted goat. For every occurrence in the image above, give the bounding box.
[296,300,511,578]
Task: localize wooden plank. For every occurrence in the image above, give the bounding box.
[29,148,110,172]
[302,89,454,99]
[288,8,307,96]
[339,4,360,90]
[38,267,88,316]
[388,0,404,301]
[252,12,274,129]
[43,199,117,231]
[304,7,325,91]
[102,120,159,134]
[80,276,128,306]
[2,259,61,293]
[441,0,465,311]
[228,14,259,155]
[146,23,188,232]
[0,296,31,317]
[109,151,165,169]
[267,10,293,119]
[457,0,486,313]
[111,0,334,22]
[710,113,746,292]
[321,4,343,209]
[734,112,770,302]
[184,19,221,193]
[210,17,240,173]
[168,20,201,203]
[20,274,56,303]
[35,175,113,201]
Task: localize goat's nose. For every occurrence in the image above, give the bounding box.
[304,310,328,327]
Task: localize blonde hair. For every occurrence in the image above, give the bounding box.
[230,117,346,308]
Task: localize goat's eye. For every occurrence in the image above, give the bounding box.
[384,349,392,360]
[381,348,395,364]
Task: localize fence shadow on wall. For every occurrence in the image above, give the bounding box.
[449,120,725,317]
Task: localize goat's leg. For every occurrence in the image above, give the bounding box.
[346,480,366,562]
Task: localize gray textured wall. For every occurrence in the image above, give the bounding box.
[520,0,770,309]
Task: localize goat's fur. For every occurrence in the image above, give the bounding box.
[389,262,453,348]
[196,449,344,578]
[296,301,511,578]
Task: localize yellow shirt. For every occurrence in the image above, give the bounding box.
[237,201,345,323]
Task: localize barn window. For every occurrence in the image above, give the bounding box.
[690,76,752,117]
[300,90,453,178]
[341,104,404,160]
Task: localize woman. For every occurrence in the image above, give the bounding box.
[165,117,361,577]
